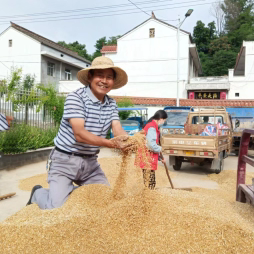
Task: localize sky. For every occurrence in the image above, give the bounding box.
[0,0,217,55]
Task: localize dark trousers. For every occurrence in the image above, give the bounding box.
[142,169,156,190]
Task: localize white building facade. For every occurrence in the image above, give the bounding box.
[101,15,201,99]
[0,22,90,91]
[186,41,254,100]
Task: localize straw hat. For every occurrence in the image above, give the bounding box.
[77,56,128,90]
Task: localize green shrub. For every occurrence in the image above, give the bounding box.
[0,124,58,154]
[117,97,134,120]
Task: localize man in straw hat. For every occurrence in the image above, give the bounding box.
[27,56,131,209]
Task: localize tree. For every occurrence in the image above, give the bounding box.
[200,50,237,76]
[210,1,225,35]
[221,0,254,48]
[209,36,231,54]
[107,35,121,45]
[92,37,107,59]
[193,21,217,53]
[117,98,134,120]
[57,41,92,61]
[91,35,121,60]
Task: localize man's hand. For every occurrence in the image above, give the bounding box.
[6,116,14,126]
[110,135,130,150]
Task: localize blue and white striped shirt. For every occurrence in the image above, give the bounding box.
[54,86,119,155]
[0,114,9,132]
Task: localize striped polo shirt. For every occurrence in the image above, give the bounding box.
[0,114,9,132]
[54,86,119,155]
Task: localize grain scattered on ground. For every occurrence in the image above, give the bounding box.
[192,169,254,202]
[3,133,254,253]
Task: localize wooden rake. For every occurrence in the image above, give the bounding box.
[160,153,192,192]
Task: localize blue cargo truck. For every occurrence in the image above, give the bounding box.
[226,108,254,155]
[160,106,193,136]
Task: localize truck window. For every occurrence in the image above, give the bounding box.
[165,112,189,126]
[192,116,224,124]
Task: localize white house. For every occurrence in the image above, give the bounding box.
[0,22,91,91]
[186,41,254,100]
[101,13,202,100]
[100,14,254,106]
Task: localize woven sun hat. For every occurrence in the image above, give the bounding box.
[77,56,128,90]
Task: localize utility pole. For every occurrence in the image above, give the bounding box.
[176,9,193,107]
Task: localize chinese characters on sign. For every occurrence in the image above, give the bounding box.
[194,92,220,100]
[172,140,207,145]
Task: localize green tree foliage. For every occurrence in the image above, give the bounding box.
[193,21,217,53]
[107,35,121,45]
[58,41,92,61]
[193,0,254,76]
[209,36,232,54]
[37,85,66,125]
[199,50,237,76]
[117,98,134,120]
[92,35,121,60]
[222,0,254,48]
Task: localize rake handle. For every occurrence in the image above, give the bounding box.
[160,152,174,189]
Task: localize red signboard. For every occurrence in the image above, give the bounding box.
[220,92,227,100]
[189,92,194,100]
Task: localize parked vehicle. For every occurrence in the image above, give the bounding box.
[161,106,193,136]
[161,107,233,174]
[110,107,148,138]
[226,108,254,155]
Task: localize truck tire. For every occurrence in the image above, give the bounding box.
[173,157,182,171]
[215,154,224,174]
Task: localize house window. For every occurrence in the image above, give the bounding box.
[235,93,240,97]
[65,69,72,80]
[47,62,55,77]
[9,40,12,47]
[149,28,155,38]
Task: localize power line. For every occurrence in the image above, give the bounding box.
[0,0,208,24]
[0,1,218,25]
[0,0,173,19]
[0,61,10,70]
[127,0,151,16]
[127,0,179,22]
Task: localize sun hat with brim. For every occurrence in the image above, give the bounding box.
[77,56,128,90]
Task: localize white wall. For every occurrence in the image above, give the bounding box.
[228,41,254,99]
[107,19,191,99]
[0,27,41,82]
[41,45,90,69]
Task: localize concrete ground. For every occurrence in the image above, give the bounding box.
[1,148,253,222]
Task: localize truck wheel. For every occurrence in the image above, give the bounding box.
[215,158,224,174]
[173,157,182,171]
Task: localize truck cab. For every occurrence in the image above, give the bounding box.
[160,106,193,136]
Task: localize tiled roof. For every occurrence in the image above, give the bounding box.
[112,96,254,107]
[10,22,91,64]
[101,45,117,53]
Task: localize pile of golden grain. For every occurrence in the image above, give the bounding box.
[1,133,254,253]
